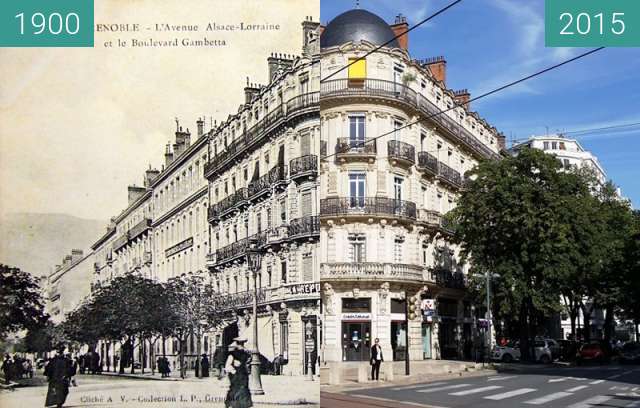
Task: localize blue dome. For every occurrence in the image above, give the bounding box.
[321,9,399,49]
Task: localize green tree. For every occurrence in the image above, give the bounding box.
[0,265,47,338]
[450,148,590,360]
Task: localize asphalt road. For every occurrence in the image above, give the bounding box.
[322,364,640,408]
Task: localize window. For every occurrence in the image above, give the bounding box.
[243,168,248,181]
[394,236,404,263]
[300,76,309,94]
[267,266,272,287]
[303,255,313,282]
[393,119,403,141]
[349,173,366,207]
[280,198,287,223]
[559,142,566,150]
[348,115,365,148]
[563,159,571,168]
[266,208,272,230]
[551,141,558,150]
[543,141,550,150]
[281,261,287,283]
[348,234,366,262]
[347,57,366,79]
[393,177,403,201]
[256,213,262,233]
[420,132,427,151]
[301,192,312,217]
[280,321,289,357]
[342,298,371,313]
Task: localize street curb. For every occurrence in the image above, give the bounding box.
[98,372,181,381]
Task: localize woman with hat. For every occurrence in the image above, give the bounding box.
[44,345,73,408]
[224,337,252,408]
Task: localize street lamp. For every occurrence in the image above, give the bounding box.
[476,272,500,364]
[246,241,264,395]
[305,321,314,381]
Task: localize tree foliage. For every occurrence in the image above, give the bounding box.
[0,264,47,338]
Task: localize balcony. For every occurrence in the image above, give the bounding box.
[290,155,318,183]
[437,162,462,189]
[417,209,441,229]
[417,151,438,177]
[212,233,264,266]
[129,218,152,241]
[288,216,319,240]
[335,137,376,162]
[388,140,415,167]
[320,197,417,222]
[112,233,129,252]
[322,262,424,283]
[213,289,268,312]
[248,165,287,201]
[431,269,466,289]
[207,204,219,225]
[209,188,249,225]
[321,78,500,161]
[285,92,319,118]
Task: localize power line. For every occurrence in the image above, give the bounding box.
[320,0,464,83]
[321,47,606,161]
[564,121,640,136]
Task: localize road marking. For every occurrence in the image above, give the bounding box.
[608,374,622,379]
[487,375,518,382]
[416,384,471,394]
[589,379,605,384]
[549,377,570,383]
[566,385,589,392]
[449,386,503,396]
[483,388,537,400]
[621,370,634,376]
[391,382,447,391]
[349,394,450,408]
[566,395,613,408]
[524,391,572,405]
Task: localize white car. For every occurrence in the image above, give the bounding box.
[492,339,554,364]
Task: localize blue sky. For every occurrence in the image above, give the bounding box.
[322,0,640,207]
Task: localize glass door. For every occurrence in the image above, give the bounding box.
[349,173,365,208]
[342,322,371,361]
[348,115,365,150]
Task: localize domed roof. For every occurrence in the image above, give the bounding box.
[321,9,399,49]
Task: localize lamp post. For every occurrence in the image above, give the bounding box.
[304,321,314,381]
[246,242,264,395]
[480,272,499,364]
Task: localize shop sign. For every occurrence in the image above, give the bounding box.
[165,237,193,257]
[421,299,436,311]
[286,282,320,296]
[341,312,371,321]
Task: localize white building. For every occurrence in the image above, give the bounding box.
[319,9,504,366]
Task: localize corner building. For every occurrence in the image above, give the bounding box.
[204,18,321,376]
[319,10,505,364]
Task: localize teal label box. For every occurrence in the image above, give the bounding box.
[546,0,640,47]
[0,0,94,47]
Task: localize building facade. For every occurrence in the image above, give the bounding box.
[319,9,504,364]
[46,249,94,325]
[204,17,321,376]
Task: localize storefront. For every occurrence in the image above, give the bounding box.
[341,298,371,361]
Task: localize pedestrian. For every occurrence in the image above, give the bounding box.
[224,337,252,408]
[44,345,74,408]
[2,354,13,384]
[70,355,79,386]
[370,338,383,381]
[201,354,210,378]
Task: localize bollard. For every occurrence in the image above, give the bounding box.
[328,363,342,385]
[384,364,394,381]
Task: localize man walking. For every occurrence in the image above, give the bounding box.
[370,338,383,381]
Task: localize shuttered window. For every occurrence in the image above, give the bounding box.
[348,58,366,79]
[303,255,313,282]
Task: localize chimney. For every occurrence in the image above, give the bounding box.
[174,126,191,157]
[422,56,447,85]
[144,166,160,187]
[164,143,174,166]
[267,53,294,83]
[497,132,506,150]
[301,16,320,57]
[196,117,205,137]
[453,89,471,110]
[127,185,146,205]
[390,14,409,51]
[244,78,261,104]
[71,249,83,263]
[62,255,72,269]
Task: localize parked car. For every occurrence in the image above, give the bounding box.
[492,339,555,363]
[557,339,581,362]
[576,342,609,365]
[619,342,640,364]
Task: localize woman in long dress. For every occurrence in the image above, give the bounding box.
[224,338,253,408]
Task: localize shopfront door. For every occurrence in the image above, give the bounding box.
[342,322,371,361]
[422,324,432,359]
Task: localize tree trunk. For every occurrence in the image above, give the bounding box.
[119,341,125,374]
[519,299,531,362]
[162,334,166,357]
[582,305,592,343]
[141,335,145,374]
[196,328,202,378]
[603,306,614,343]
[149,338,156,375]
[179,337,186,379]
[130,336,136,374]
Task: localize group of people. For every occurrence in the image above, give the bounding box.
[156,356,172,377]
[2,354,33,384]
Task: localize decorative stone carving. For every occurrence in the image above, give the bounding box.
[323,282,335,316]
[352,287,360,299]
[378,282,390,315]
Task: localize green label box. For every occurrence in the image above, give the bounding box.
[546,0,640,47]
[0,0,94,47]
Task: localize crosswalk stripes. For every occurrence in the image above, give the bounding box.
[483,388,537,400]
[589,379,605,384]
[448,386,503,396]
[416,384,471,394]
[524,391,572,405]
[566,385,589,392]
[566,395,613,408]
[390,382,446,391]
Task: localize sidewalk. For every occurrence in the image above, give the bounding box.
[320,359,496,392]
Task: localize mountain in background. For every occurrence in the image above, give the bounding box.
[0,212,107,278]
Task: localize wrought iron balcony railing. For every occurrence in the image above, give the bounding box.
[213,232,265,265]
[129,218,152,240]
[210,187,249,222]
[335,137,376,157]
[431,269,466,289]
[289,155,318,181]
[321,78,500,161]
[322,262,424,282]
[320,197,417,220]
[247,165,287,199]
[388,140,415,165]
[288,216,319,239]
[437,162,462,188]
[417,151,438,176]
